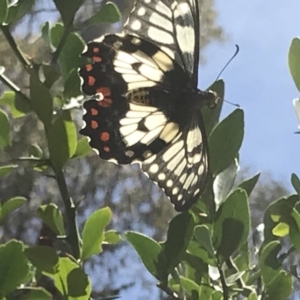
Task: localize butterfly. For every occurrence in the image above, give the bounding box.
[79,0,218,211]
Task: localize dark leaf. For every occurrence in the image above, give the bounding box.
[47,110,77,171]
[0,108,10,148]
[0,240,29,297]
[24,246,59,274]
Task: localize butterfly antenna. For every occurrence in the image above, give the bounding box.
[215,45,240,82]
[223,99,240,108]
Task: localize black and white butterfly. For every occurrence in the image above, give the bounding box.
[79,0,218,211]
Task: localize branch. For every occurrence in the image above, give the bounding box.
[0,72,31,105]
[0,25,31,69]
[55,169,81,260]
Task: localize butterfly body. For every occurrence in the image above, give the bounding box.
[79,0,218,211]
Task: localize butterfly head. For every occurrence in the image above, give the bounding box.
[206,90,219,109]
[196,89,219,110]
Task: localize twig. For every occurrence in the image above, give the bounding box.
[0,73,31,105]
[157,282,180,300]
[0,24,31,69]
[217,258,229,300]
[54,169,81,260]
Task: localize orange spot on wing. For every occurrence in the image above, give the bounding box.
[85,64,93,72]
[103,146,110,152]
[98,98,112,107]
[91,108,98,115]
[93,47,100,53]
[88,76,96,86]
[91,120,98,129]
[100,132,110,142]
[92,56,102,62]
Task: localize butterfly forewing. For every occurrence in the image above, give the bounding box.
[125,0,199,83]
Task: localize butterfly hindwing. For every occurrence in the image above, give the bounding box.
[142,119,208,211]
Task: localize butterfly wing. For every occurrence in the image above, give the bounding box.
[142,113,208,211]
[80,34,188,164]
[124,0,200,85]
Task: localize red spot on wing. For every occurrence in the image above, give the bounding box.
[91,108,98,116]
[103,146,110,152]
[88,76,96,86]
[92,56,102,62]
[100,132,110,142]
[93,47,100,53]
[91,120,98,129]
[85,64,93,72]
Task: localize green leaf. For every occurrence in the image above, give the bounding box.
[209,109,244,176]
[0,196,26,221]
[24,246,59,274]
[0,108,10,148]
[60,34,85,81]
[213,188,250,262]
[289,206,300,250]
[202,80,225,135]
[161,212,194,274]
[0,164,17,177]
[179,276,200,296]
[87,2,121,24]
[44,257,91,299]
[52,0,83,25]
[214,159,239,208]
[30,71,53,127]
[0,240,29,297]
[291,173,300,196]
[81,207,112,260]
[247,292,258,300]
[288,38,300,92]
[41,21,50,43]
[263,271,292,300]
[72,137,91,159]
[126,231,162,279]
[50,24,85,81]
[272,222,289,237]
[104,230,123,244]
[199,284,215,300]
[187,240,216,266]
[259,241,281,285]
[43,64,60,88]
[24,287,52,300]
[0,0,8,24]
[63,68,82,98]
[194,225,215,258]
[48,110,77,171]
[5,0,35,24]
[0,91,31,118]
[238,173,260,197]
[264,194,299,243]
[38,204,65,235]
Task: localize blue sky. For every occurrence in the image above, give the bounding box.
[200,0,300,189]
